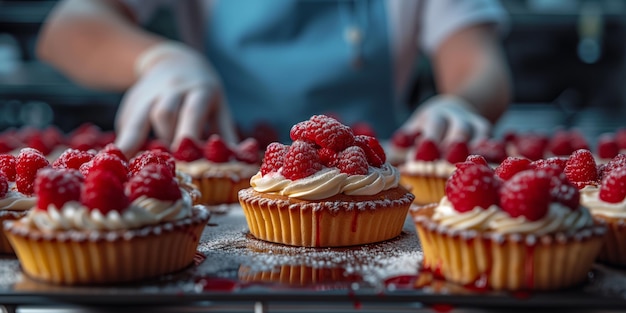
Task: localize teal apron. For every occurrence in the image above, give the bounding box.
[205,0,396,141]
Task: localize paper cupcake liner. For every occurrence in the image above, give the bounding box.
[194,176,251,205]
[399,175,447,205]
[3,206,210,285]
[413,204,606,291]
[0,210,27,254]
[238,187,414,247]
[592,215,626,266]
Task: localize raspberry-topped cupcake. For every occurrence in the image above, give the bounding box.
[174,135,260,205]
[238,115,414,247]
[413,159,605,291]
[3,150,209,285]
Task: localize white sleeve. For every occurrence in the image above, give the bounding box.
[419,0,508,55]
[118,0,177,24]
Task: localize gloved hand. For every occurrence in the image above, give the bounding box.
[114,41,237,157]
[400,95,491,146]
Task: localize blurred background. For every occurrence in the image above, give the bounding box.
[0,0,625,141]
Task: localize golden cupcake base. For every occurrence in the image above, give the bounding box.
[593,215,626,266]
[194,176,251,205]
[3,206,210,285]
[413,204,606,291]
[400,174,446,205]
[0,210,27,254]
[238,187,414,248]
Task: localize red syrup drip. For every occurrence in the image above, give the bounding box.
[525,244,535,290]
[351,209,358,233]
[347,289,362,310]
[195,277,238,292]
[431,303,454,313]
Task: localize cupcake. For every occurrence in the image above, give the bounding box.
[580,153,626,266]
[399,139,469,205]
[174,135,260,206]
[413,160,605,291]
[238,115,414,247]
[3,150,209,285]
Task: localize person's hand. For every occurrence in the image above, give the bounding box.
[400,95,491,146]
[114,41,237,157]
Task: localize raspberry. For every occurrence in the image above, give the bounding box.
[0,135,16,154]
[351,122,377,137]
[570,130,589,151]
[317,147,338,167]
[500,169,551,221]
[98,131,116,148]
[599,168,626,203]
[101,143,128,163]
[353,135,385,167]
[564,149,598,187]
[260,142,289,175]
[53,149,96,170]
[69,133,99,151]
[81,169,129,214]
[550,172,580,210]
[34,168,82,210]
[307,115,355,151]
[146,139,170,153]
[470,139,506,163]
[414,139,439,161]
[597,134,619,159]
[502,131,517,144]
[127,164,181,202]
[515,134,548,161]
[548,130,573,156]
[445,164,500,213]
[234,138,260,164]
[173,137,203,162]
[90,153,128,182]
[27,134,53,156]
[0,154,16,181]
[603,154,626,178]
[465,155,489,166]
[390,130,420,148]
[282,141,322,180]
[204,134,233,163]
[337,146,369,175]
[444,141,469,164]
[289,121,311,142]
[16,148,50,195]
[129,150,176,177]
[495,157,531,181]
[250,121,279,150]
[0,172,7,198]
[530,157,567,175]
[616,128,626,150]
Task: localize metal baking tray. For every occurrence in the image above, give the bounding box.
[2,206,626,310]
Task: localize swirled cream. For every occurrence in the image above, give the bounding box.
[433,196,594,236]
[400,159,456,178]
[22,188,192,231]
[0,190,36,211]
[176,159,259,181]
[250,163,400,200]
[580,185,626,219]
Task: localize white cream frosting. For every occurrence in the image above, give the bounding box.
[250,163,400,200]
[22,188,192,231]
[401,159,456,178]
[433,196,594,236]
[0,190,36,211]
[580,185,626,218]
[176,159,258,181]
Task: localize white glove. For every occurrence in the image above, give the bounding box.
[114,41,237,156]
[400,95,491,146]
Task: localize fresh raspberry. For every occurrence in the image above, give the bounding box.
[98,131,116,147]
[289,121,311,142]
[90,153,128,182]
[34,168,82,210]
[465,155,489,166]
[307,115,355,151]
[353,135,385,167]
[548,130,573,156]
[570,130,589,151]
[515,134,548,161]
[129,150,176,177]
[146,139,170,153]
[616,128,626,150]
[173,137,203,162]
[597,134,619,159]
[351,122,377,137]
[101,143,128,163]
[53,149,96,170]
[564,149,598,188]
[390,130,420,148]
[81,169,129,214]
[599,168,626,203]
[0,172,7,198]
[336,146,369,175]
[0,135,16,154]
[470,139,507,163]
[414,139,439,161]
[530,157,567,175]
[495,157,531,181]
[550,172,580,210]
[27,134,53,156]
[0,154,16,181]
[69,132,99,151]
[15,148,50,195]
[603,154,626,179]
[500,169,551,221]
[444,141,469,164]
[234,138,260,164]
[250,121,279,150]
[317,147,338,167]
[260,142,289,175]
[126,164,181,202]
[282,141,322,180]
[204,134,233,163]
[502,131,517,144]
[445,164,500,213]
